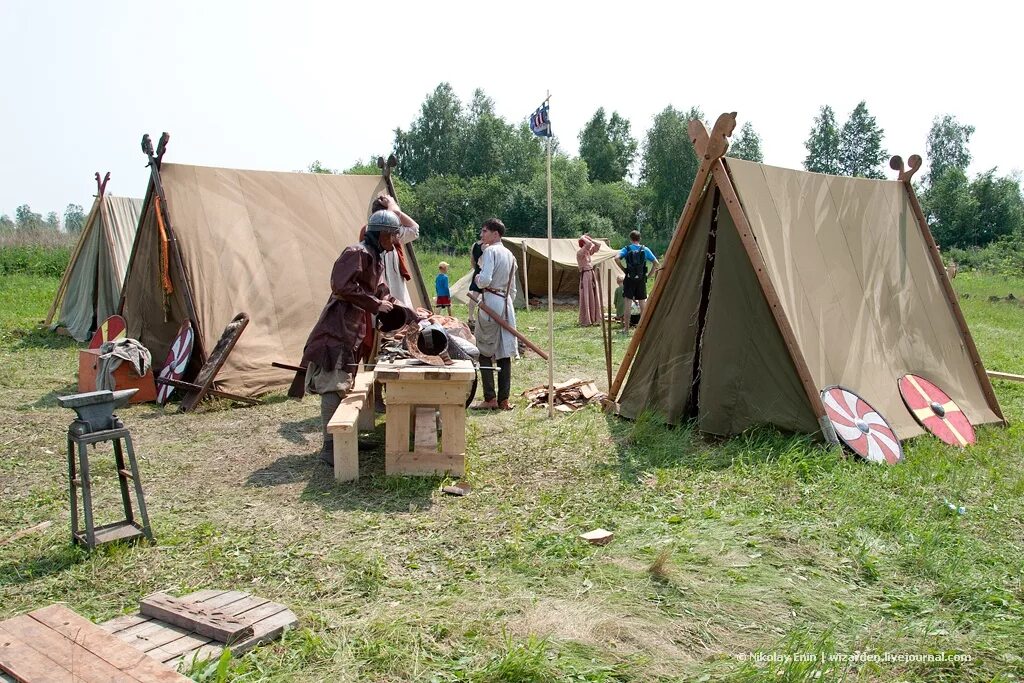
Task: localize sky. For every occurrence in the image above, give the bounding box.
[1,0,1021,222]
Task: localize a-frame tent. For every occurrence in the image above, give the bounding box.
[118,134,431,397]
[449,236,624,308]
[612,113,1004,441]
[45,173,143,341]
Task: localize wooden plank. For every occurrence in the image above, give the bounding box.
[383,380,473,404]
[327,392,369,434]
[140,593,254,644]
[386,450,464,476]
[214,595,269,617]
[164,642,223,671]
[221,608,297,656]
[414,407,439,451]
[374,360,475,382]
[1,617,144,683]
[987,370,1024,383]
[334,430,358,482]
[0,623,77,683]
[115,620,194,654]
[101,613,151,634]
[27,605,188,682]
[143,632,213,664]
[180,313,249,413]
[439,404,466,457]
[385,403,411,456]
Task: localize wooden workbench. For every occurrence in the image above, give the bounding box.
[374,359,476,476]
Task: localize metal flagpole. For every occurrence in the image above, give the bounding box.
[545,91,554,418]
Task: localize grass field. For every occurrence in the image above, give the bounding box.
[2,263,1024,682]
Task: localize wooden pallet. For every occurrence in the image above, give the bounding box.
[100,589,297,671]
[0,604,188,682]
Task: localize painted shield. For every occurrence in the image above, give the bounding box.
[156,320,194,405]
[821,386,904,465]
[88,314,127,350]
[898,374,976,447]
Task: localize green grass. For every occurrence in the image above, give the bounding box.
[2,263,1024,681]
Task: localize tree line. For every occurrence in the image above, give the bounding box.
[5,87,1021,257]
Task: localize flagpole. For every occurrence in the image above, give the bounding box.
[545,90,554,419]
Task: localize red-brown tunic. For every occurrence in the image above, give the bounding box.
[301,241,394,379]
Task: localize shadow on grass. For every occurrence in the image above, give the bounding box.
[0,544,88,588]
[244,428,438,513]
[31,382,81,409]
[602,410,823,483]
[9,326,81,351]
[278,416,319,445]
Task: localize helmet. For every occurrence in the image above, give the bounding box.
[367,209,400,233]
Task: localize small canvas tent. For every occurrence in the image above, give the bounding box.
[119,146,430,397]
[613,113,1004,441]
[46,177,143,341]
[449,237,624,308]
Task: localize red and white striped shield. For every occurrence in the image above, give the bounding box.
[821,386,903,465]
[88,314,127,350]
[898,374,975,447]
[156,320,194,405]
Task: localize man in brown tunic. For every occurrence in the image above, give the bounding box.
[302,209,412,465]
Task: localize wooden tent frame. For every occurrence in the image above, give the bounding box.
[611,113,1005,438]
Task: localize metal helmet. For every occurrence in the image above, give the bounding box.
[366,209,400,233]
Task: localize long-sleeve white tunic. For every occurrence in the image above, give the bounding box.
[474,242,518,359]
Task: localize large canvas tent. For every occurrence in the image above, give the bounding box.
[46,185,143,341]
[613,113,1004,441]
[449,236,624,308]
[119,159,430,397]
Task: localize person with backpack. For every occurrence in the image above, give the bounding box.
[618,230,660,334]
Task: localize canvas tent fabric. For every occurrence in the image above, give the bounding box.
[48,195,143,341]
[616,157,1002,440]
[119,163,429,397]
[449,237,624,308]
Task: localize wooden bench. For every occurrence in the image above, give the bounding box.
[326,369,376,481]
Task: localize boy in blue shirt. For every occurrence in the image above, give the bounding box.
[618,230,660,334]
[435,262,451,315]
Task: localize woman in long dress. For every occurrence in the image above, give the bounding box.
[577,235,601,326]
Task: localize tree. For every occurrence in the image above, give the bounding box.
[307,160,337,174]
[803,106,842,175]
[45,211,60,230]
[393,82,465,184]
[640,105,703,245]
[15,204,42,231]
[838,101,887,179]
[64,204,86,233]
[922,168,976,248]
[578,108,637,183]
[0,215,14,232]
[971,169,1024,244]
[926,115,974,186]
[727,121,764,162]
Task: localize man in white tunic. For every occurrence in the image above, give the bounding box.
[472,218,517,410]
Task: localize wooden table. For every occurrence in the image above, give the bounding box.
[375,359,476,476]
[0,604,188,682]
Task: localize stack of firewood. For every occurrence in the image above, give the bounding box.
[522,378,607,412]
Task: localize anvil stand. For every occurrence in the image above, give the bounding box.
[57,389,154,549]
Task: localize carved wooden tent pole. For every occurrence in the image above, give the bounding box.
[119,133,206,363]
[890,154,1005,424]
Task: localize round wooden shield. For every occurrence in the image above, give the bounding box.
[898,374,976,447]
[156,320,194,405]
[88,314,127,350]
[821,386,903,465]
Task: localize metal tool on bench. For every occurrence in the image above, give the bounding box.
[57,389,154,548]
